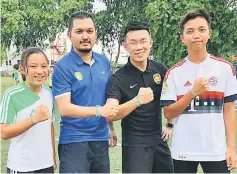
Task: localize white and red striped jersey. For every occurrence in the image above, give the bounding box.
[161,54,237,161]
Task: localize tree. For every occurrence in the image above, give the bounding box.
[145,0,237,67]
[1,0,88,63]
[95,0,151,66]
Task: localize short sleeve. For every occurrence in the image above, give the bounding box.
[52,64,72,99]
[160,70,177,107]
[1,91,16,124]
[106,74,123,102]
[224,65,237,103]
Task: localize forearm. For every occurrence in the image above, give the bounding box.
[51,124,56,166]
[164,91,194,119]
[166,118,173,123]
[108,121,114,130]
[224,104,236,149]
[110,97,138,121]
[58,103,97,118]
[1,118,34,140]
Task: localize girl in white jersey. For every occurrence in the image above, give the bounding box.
[1,47,56,173]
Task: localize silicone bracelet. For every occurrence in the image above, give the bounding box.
[189,90,197,98]
[96,105,101,117]
[30,116,35,125]
[136,95,142,107]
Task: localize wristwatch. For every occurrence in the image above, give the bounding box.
[166,122,174,128]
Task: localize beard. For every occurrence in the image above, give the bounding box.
[77,48,92,53]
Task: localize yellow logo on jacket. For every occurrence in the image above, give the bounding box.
[75,72,83,80]
[153,73,161,84]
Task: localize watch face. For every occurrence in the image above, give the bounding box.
[166,123,174,128]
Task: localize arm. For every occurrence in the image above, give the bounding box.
[224,101,237,170]
[1,118,34,140]
[164,77,209,119]
[1,105,50,140]
[56,95,117,118]
[108,121,117,147]
[51,123,57,169]
[106,88,154,121]
[106,98,138,121]
[224,102,236,149]
[164,92,194,119]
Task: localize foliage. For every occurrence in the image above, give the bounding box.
[146,0,237,67]
[1,0,88,62]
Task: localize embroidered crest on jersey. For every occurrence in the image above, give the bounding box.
[184,81,192,87]
[162,82,168,94]
[209,76,218,86]
[75,72,83,80]
[153,73,161,84]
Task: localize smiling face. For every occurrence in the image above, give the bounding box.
[123,29,152,63]
[21,53,49,89]
[67,18,97,54]
[180,17,211,52]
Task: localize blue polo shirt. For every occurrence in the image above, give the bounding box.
[52,48,111,144]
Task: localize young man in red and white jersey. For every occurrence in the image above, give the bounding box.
[161,9,237,173]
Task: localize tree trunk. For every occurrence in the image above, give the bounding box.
[115,43,121,65]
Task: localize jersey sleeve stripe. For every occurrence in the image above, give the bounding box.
[1,87,24,123]
[1,85,23,122]
[210,55,236,76]
[164,59,186,82]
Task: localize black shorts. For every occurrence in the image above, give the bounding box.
[122,141,174,173]
[7,166,54,173]
[58,141,109,173]
[173,159,229,173]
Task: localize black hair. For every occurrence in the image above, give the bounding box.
[21,47,49,71]
[124,21,151,39]
[180,9,211,34]
[13,64,19,70]
[68,11,94,32]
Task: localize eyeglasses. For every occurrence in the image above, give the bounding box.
[128,40,149,47]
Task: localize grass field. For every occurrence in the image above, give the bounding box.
[1,76,237,173]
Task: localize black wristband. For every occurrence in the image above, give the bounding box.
[166,122,174,128]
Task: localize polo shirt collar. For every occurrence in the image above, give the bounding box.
[70,48,96,66]
[125,57,152,76]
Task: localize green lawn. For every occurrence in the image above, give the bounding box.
[1,76,237,173]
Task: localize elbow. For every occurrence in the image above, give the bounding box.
[163,107,173,120]
[1,132,10,140]
[57,104,69,116]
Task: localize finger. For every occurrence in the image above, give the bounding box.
[161,132,166,139]
[164,135,168,141]
[226,156,231,168]
[228,164,233,170]
[234,158,237,168]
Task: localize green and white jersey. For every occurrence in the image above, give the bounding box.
[1,83,55,172]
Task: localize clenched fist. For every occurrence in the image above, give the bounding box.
[99,103,119,118]
[32,105,50,124]
[191,77,209,96]
[137,87,154,105]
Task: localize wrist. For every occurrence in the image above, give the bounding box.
[135,95,142,107]
[227,145,236,150]
[189,89,197,98]
[166,122,174,128]
[29,116,36,125]
[96,105,101,117]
